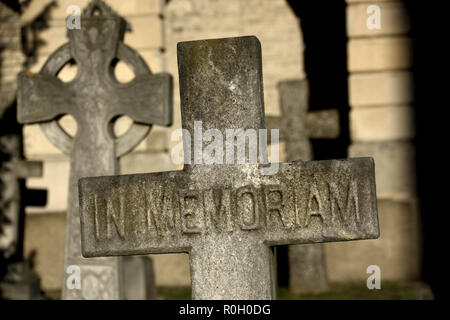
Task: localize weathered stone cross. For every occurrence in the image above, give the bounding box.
[79,36,379,300]
[17,3,172,299]
[266,80,340,294]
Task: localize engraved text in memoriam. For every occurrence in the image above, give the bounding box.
[92,179,361,241]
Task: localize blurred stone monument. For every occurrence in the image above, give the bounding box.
[17,0,172,299]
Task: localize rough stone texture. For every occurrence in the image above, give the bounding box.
[79,37,379,300]
[267,80,339,294]
[346,2,410,37]
[350,105,415,142]
[348,37,412,72]
[349,142,416,200]
[17,1,173,299]
[349,71,414,108]
[325,199,421,281]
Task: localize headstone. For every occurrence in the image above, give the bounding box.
[17,0,173,299]
[79,36,379,300]
[266,80,340,294]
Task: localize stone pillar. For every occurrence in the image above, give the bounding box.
[325,0,421,282]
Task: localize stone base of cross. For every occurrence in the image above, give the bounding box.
[79,36,379,300]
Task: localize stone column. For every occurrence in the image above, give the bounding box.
[325,0,421,282]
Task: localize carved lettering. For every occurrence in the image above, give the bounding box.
[144,185,176,238]
[329,180,360,226]
[179,190,203,234]
[106,195,125,240]
[204,189,233,233]
[263,185,287,228]
[91,178,363,240]
[304,183,326,227]
[236,185,260,230]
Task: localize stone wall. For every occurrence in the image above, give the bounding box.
[324,0,421,282]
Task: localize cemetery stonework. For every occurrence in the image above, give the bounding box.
[2,0,422,298]
[17,0,171,299]
[79,36,379,299]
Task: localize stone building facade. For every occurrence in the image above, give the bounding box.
[324,0,420,282]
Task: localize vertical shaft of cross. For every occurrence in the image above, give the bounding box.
[190,237,275,299]
[178,37,275,299]
[62,121,123,299]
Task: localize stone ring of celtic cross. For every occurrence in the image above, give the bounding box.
[38,42,152,158]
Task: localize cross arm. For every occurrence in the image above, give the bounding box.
[17,72,73,124]
[261,157,379,245]
[79,170,191,258]
[79,157,378,258]
[112,73,173,127]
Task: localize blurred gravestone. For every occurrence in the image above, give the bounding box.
[17,0,172,299]
[266,80,339,294]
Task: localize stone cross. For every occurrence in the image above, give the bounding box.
[266,80,339,294]
[79,36,379,300]
[17,2,172,299]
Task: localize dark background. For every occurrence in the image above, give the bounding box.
[286,0,448,300]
